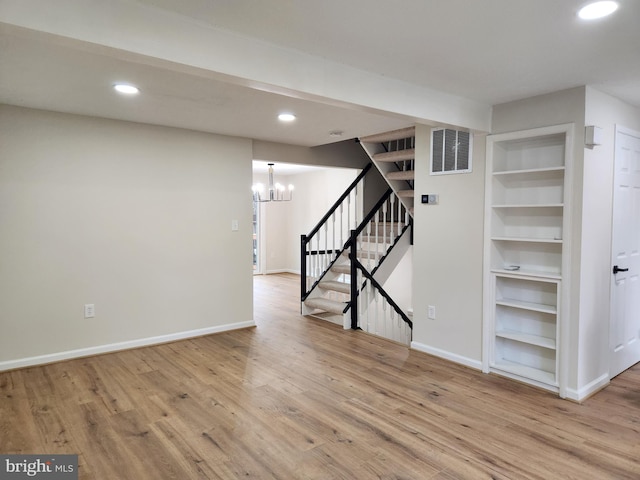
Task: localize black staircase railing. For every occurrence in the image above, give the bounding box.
[300,163,372,303]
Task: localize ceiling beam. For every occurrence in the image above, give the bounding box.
[0,0,491,132]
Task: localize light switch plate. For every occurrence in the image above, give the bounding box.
[84,304,95,319]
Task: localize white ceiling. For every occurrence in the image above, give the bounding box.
[1,0,639,147]
[141,0,640,107]
[0,25,412,147]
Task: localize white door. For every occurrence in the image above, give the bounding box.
[610,126,640,378]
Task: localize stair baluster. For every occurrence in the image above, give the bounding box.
[389,195,395,245]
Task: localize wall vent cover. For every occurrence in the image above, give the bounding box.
[431,128,472,175]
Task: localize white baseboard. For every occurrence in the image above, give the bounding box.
[0,321,256,372]
[565,373,610,402]
[410,341,483,371]
[263,269,300,275]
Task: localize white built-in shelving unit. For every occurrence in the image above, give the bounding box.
[483,124,573,396]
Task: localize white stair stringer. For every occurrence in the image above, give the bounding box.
[359,126,415,144]
[371,225,411,286]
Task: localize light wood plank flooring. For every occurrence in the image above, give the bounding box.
[1,273,639,479]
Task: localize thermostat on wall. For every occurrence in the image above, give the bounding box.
[421,194,439,205]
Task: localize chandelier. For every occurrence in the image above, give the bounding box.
[252,163,294,202]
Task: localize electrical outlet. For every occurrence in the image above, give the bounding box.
[231,219,239,231]
[428,305,436,320]
[84,304,95,319]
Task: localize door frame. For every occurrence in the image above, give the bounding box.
[609,124,640,378]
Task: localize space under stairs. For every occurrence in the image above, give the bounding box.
[301,127,415,345]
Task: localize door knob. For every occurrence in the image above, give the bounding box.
[613,265,629,274]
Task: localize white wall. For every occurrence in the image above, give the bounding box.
[0,105,254,369]
[581,88,640,392]
[411,124,486,368]
[287,168,360,272]
[262,199,292,274]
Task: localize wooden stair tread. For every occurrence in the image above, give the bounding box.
[367,223,407,234]
[360,232,402,241]
[373,149,415,163]
[374,224,405,227]
[331,264,351,274]
[356,249,384,259]
[360,127,415,144]
[387,170,415,181]
[397,190,415,198]
[319,280,351,294]
[363,233,402,242]
[304,297,347,315]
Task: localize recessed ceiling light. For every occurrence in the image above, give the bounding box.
[278,113,296,122]
[113,84,140,95]
[578,1,619,20]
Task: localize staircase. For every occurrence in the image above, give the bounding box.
[300,164,369,321]
[300,126,416,345]
[359,126,416,216]
[303,217,402,315]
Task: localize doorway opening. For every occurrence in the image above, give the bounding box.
[251,161,359,277]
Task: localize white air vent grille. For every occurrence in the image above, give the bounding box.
[431,128,472,175]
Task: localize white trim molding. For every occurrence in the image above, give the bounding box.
[0,321,256,372]
[264,269,301,275]
[565,374,610,402]
[411,341,483,371]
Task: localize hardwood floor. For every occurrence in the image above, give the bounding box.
[1,272,639,479]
